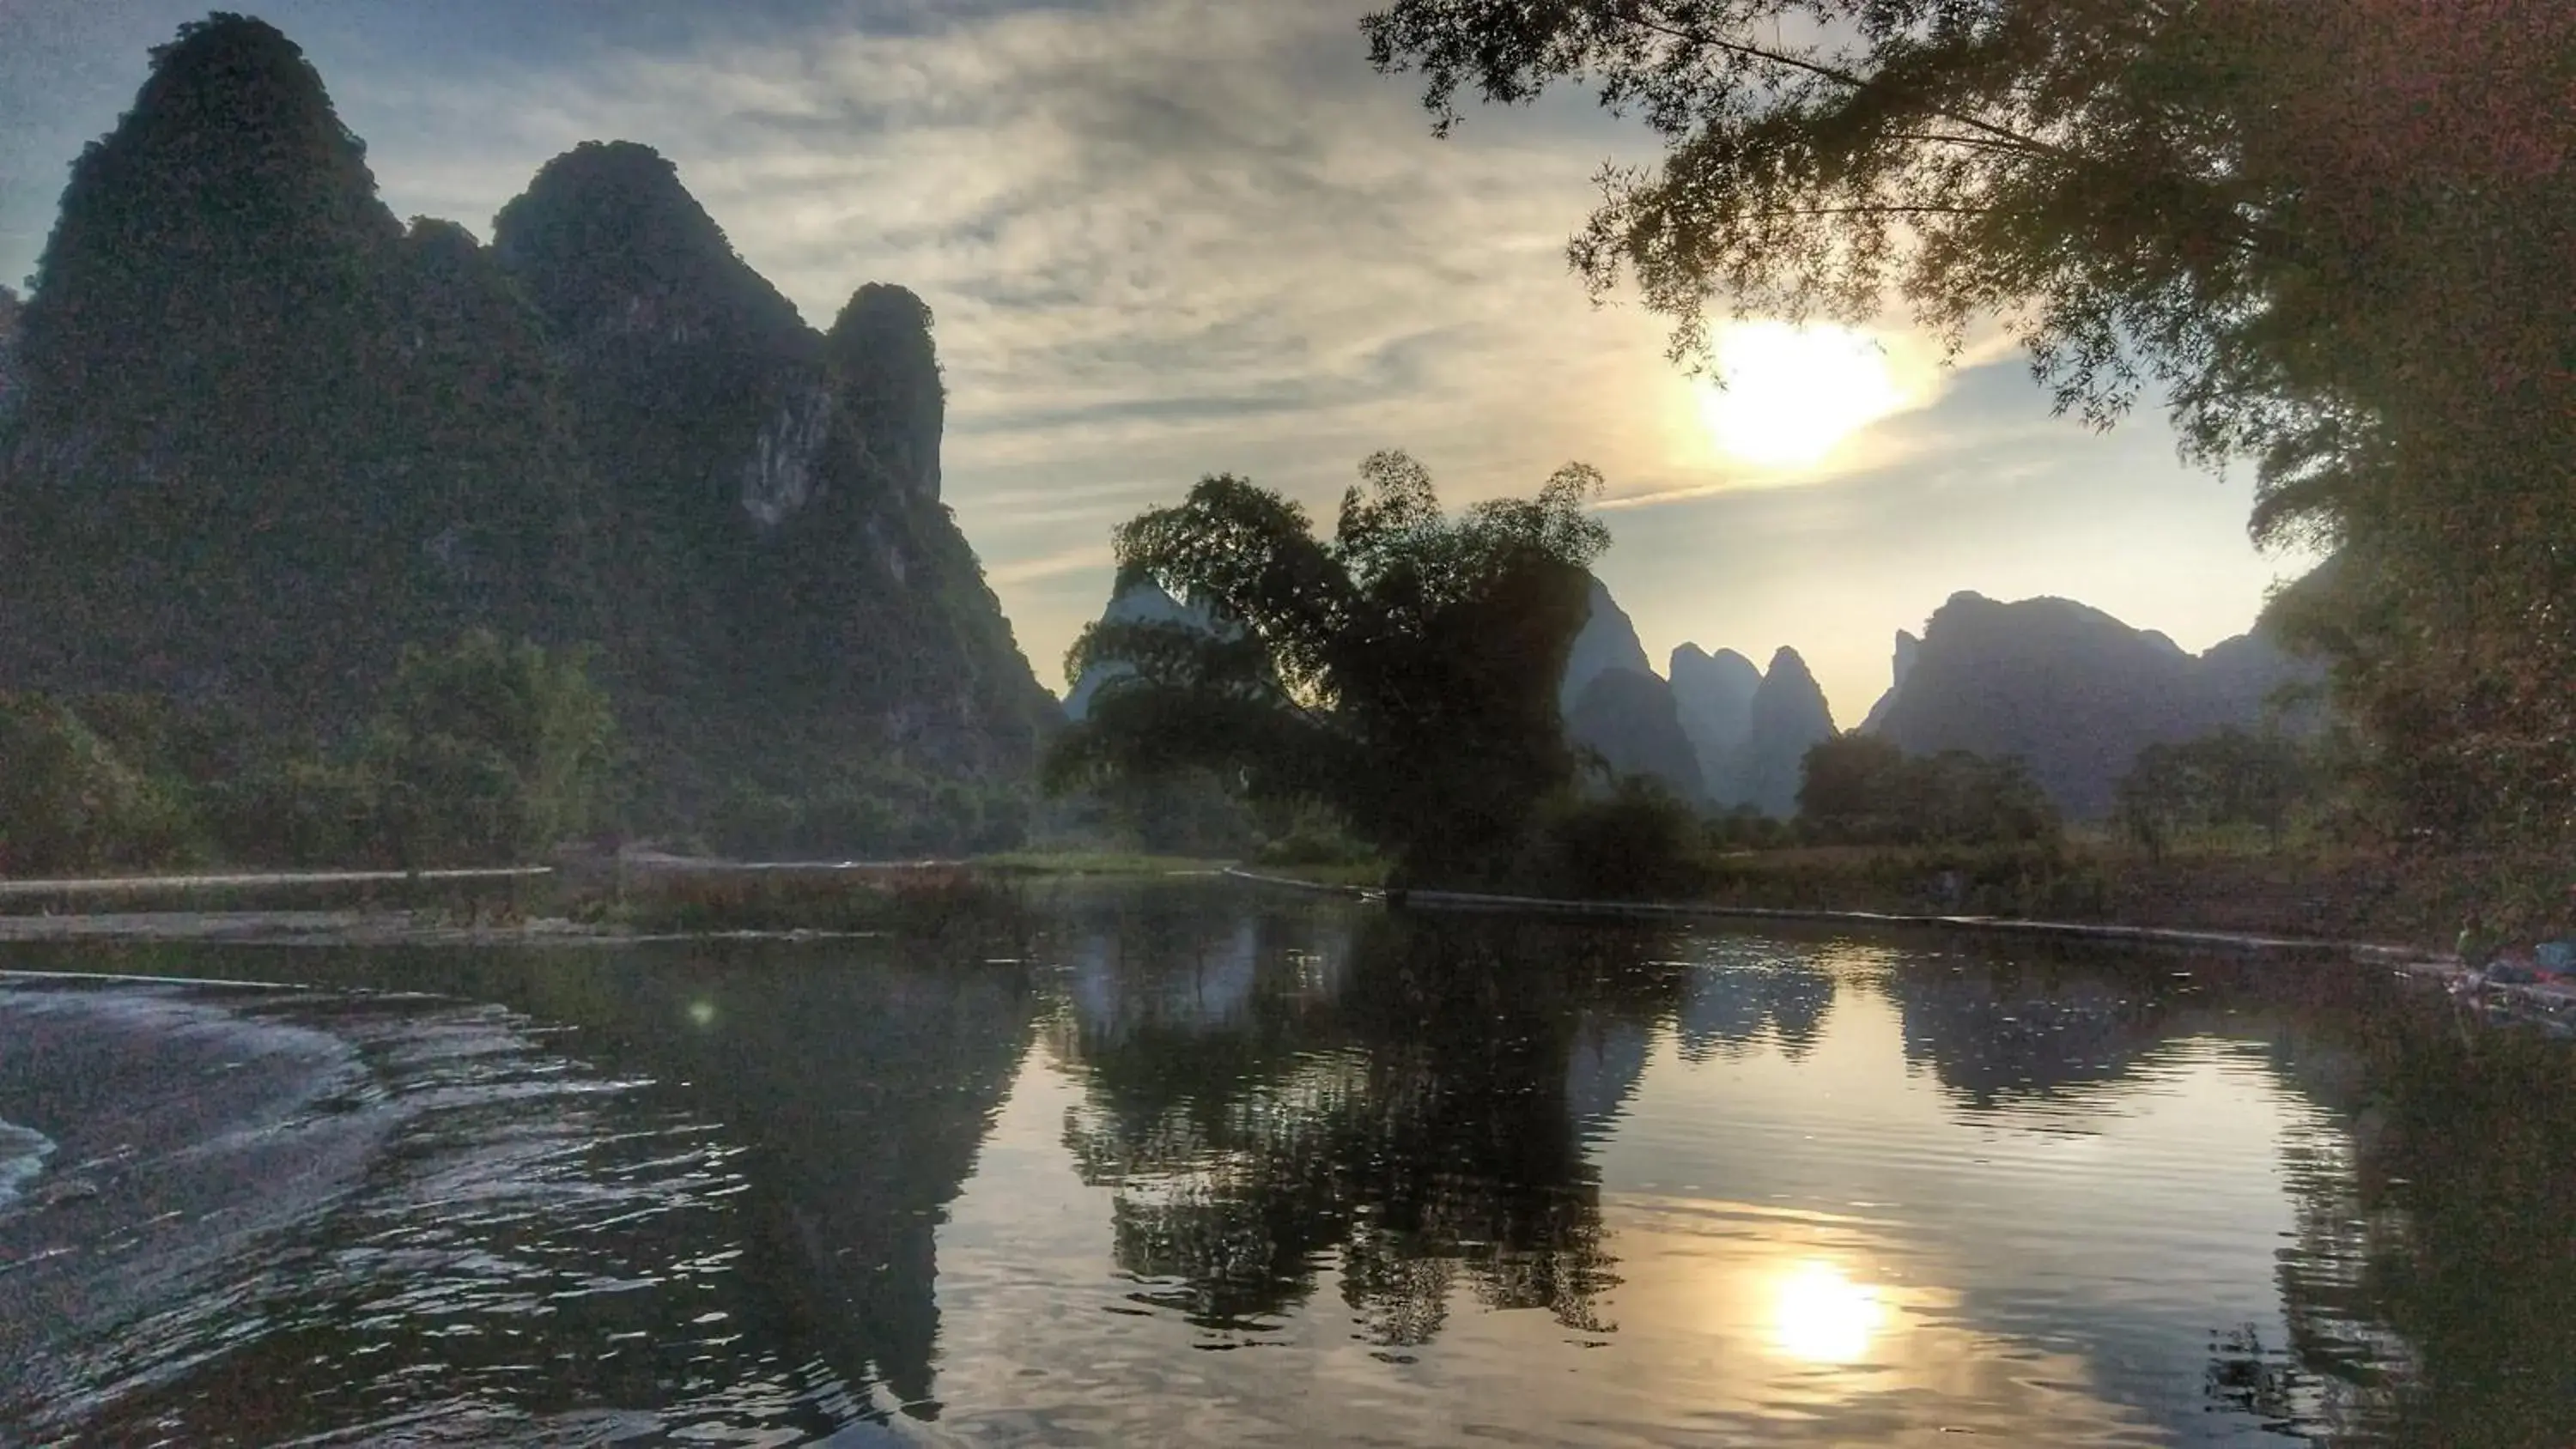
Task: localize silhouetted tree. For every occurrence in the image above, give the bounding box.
[1046,451,1609,885]
[1798,734,2058,846]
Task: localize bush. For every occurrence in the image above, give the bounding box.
[0,694,204,874]
[1518,779,1711,900]
[1797,735,2059,848]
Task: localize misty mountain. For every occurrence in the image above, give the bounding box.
[1558,576,1656,712]
[1565,666,1706,800]
[1735,647,1838,817]
[1668,643,1761,798]
[1559,578,1702,801]
[0,16,1055,843]
[1861,591,2318,817]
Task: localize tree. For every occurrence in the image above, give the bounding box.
[2115,727,2318,857]
[0,694,200,874]
[1796,733,1912,840]
[362,631,618,865]
[1798,733,2057,847]
[1364,0,2576,847]
[1045,451,1609,884]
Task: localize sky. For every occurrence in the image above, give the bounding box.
[0,0,2312,722]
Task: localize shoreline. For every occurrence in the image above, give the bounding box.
[1221,868,2576,1034]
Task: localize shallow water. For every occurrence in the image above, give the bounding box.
[2,882,2572,1446]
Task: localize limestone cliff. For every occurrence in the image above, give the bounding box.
[0,18,1056,848]
[1668,643,1762,798]
[1735,647,1837,817]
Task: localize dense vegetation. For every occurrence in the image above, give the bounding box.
[1796,734,2059,849]
[0,633,614,874]
[1365,0,2576,858]
[0,15,1055,865]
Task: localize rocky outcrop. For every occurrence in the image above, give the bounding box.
[1668,644,1761,797]
[1735,646,1837,817]
[1861,592,2320,818]
[1566,667,1706,800]
[1857,629,1920,733]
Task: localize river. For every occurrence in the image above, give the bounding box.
[0,880,2567,1446]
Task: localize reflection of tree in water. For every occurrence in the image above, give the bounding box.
[1674,938,1838,1062]
[1900,951,2576,1448]
[1057,908,1687,1348]
[2258,994,2576,1449]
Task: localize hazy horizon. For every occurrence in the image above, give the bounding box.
[0,0,2314,721]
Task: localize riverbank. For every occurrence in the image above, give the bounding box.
[1227,867,2576,1035]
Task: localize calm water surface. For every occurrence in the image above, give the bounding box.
[2,882,2571,1446]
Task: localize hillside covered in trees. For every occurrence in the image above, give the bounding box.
[0,15,1058,859]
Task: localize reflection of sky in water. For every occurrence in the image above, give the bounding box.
[930,928,2344,1446]
[1067,917,1267,1039]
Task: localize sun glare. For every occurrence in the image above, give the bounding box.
[1771,1259,1887,1365]
[1698,322,1908,470]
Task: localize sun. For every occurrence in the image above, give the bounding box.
[1698,321,1908,470]
[1770,1258,1887,1365]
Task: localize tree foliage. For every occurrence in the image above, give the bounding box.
[361,631,620,866]
[2114,727,2317,858]
[1046,451,1610,883]
[1796,732,2057,846]
[0,694,200,874]
[1365,0,2576,845]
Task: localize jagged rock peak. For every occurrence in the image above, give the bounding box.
[1734,646,1837,817]
[1560,575,1655,712]
[492,140,805,348]
[1859,628,1923,734]
[19,13,399,402]
[829,282,945,503]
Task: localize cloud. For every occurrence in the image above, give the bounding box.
[986,542,1115,587]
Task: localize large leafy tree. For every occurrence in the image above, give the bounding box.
[1047,452,1609,882]
[1364,0,2576,846]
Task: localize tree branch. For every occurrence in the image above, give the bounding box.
[1609,7,2075,162]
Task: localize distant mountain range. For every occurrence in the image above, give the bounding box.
[1856,591,2319,817]
[1555,579,1837,815]
[1061,574,2324,825]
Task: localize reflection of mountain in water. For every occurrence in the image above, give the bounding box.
[1674,939,1838,1063]
[501,945,1042,1417]
[0,978,860,1444]
[1882,957,2183,1113]
[1054,907,1686,1349]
